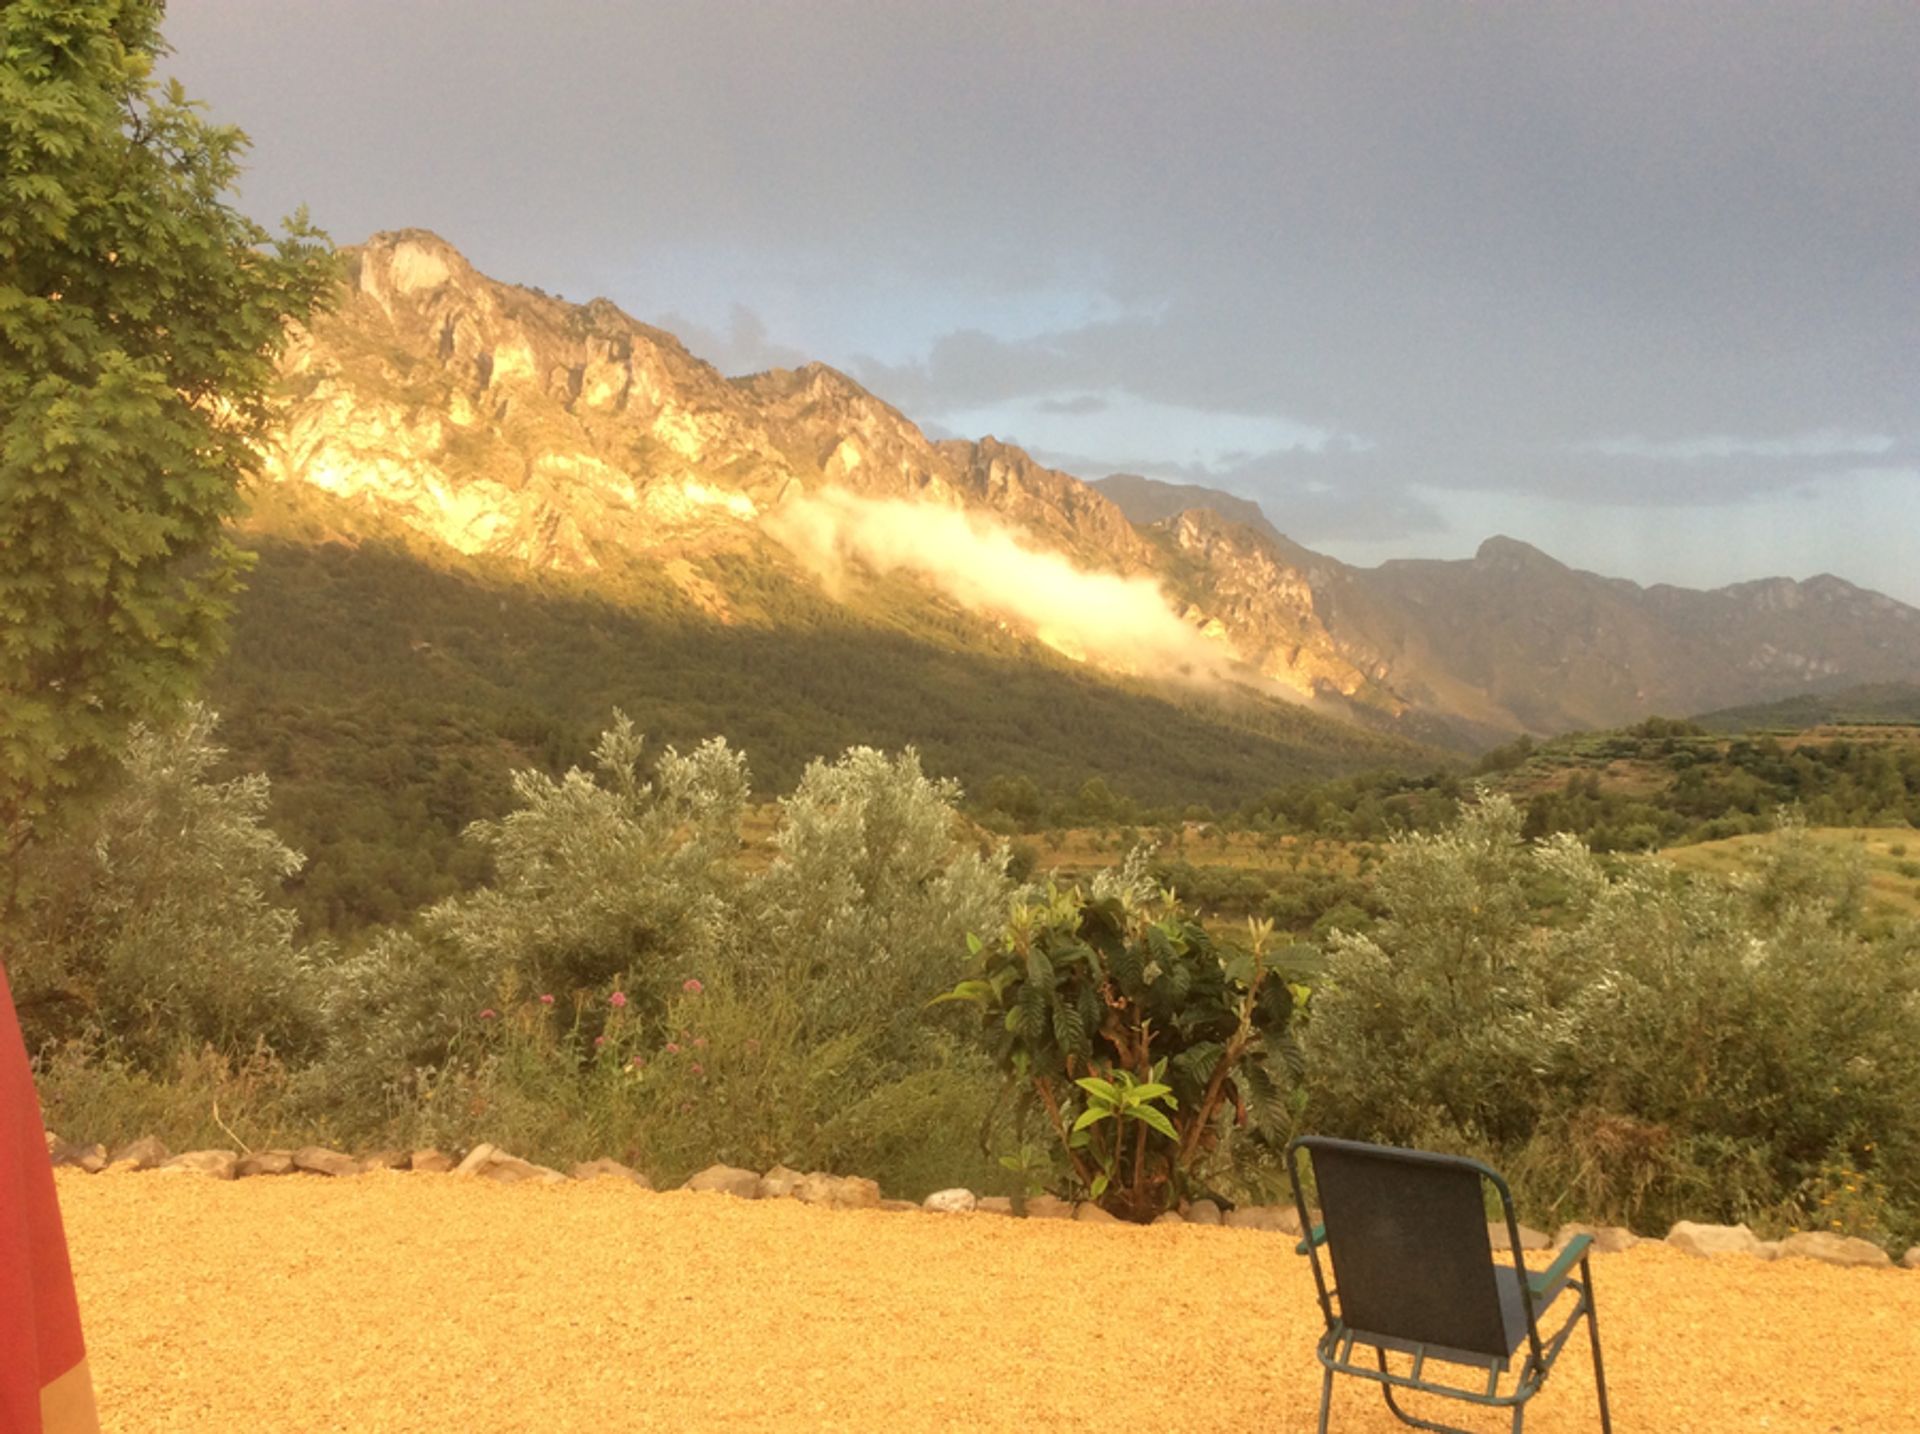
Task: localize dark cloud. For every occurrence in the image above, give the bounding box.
[159,1,1920,579]
[656,304,811,377]
[1029,445,1449,546]
[1034,394,1110,416]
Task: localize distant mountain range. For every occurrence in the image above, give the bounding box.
[243,230,1920,748]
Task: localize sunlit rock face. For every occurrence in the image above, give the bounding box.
[259,231,795,575]
[255,230,1293,686]
[1163,510,1399,708]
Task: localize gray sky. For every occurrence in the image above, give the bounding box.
[164,1,1920,601]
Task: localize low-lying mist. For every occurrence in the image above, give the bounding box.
[763,488,1244,684]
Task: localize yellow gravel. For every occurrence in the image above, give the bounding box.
[57,1170,1920,1432]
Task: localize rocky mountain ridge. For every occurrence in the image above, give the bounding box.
[252,230,1920,739]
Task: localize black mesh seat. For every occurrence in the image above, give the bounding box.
[1287,1136,1612,1434]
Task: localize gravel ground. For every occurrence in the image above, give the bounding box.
[57,1170,1919,1432]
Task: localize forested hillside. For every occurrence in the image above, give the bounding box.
[208,536,1436,932]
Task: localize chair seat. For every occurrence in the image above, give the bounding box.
[1495,1266,1572,1354]
[1348,1267,1570,1367]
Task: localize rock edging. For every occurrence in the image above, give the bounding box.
[43,1130,1920,1269]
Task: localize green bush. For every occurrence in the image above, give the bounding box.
[12,707,325,1068]
[311,720,1013,1194]
[938,852,1317,1220]
[1304,797,1920,1241]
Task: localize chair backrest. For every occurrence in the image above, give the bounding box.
[1294,1136,1515,1359]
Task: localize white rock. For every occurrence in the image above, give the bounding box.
[292,1146,361,1178]
[1776,1231,1891,1269]
[1553,1222,1639,1254]
[923,1188,977,1214]
[1667,1221,1777,1259]
[1225,1205,1302,1235]
[453,1144,498,1176]
[1488,1221,1552,1253]
[571,1159,651,1188]
[682,1163,762,1198]
[757,1164,806,1199]
[157,1150,238,1179]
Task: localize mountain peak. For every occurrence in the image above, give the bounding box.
[1473,535,1562,569]
[353,229,476,297]
[1093,473,1287,547]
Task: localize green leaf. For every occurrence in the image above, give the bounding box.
[1090,1172,1110,1199]
[1052,1001,1089,1062]
[1132,1105,1178,1142]
[925,979,993,1008]
[966,931,984,956]
[1071,1107,1111,1132]
[1129,1082,1174,1104]
[1075,1075,1121,1104]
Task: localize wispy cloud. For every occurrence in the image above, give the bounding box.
[761,488,1264,688]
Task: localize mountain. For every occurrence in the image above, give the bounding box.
[244,229,1920,750]
[1094,473,1290,547]
[1315,538,1920,734]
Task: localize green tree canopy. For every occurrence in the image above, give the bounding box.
[0,0,335,859]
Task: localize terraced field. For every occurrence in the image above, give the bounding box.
[1662,825,1920,920]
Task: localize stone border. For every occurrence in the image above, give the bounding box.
[47,1133,1920,1271]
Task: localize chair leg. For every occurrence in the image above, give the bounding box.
[1379,1385,1481,1434]
[1317,1364,1335,1434]
[1583,1258,1613,1434]
[1376,1349,1423,1429]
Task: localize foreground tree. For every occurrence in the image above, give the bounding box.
[1,0,335,868]
[1,7,332,1427]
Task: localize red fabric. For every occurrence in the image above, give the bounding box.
[1,962,87,1434]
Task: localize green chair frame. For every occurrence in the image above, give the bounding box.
[1287,1135,1612,1434]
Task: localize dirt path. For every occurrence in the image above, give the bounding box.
[57,1170,1918,1432]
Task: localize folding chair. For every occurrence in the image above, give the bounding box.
[1286,1135,1612,1434]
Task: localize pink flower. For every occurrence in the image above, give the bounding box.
[630,1055,645,1070]
[594,1035,607,1048]
[479,1009,497,1021]
[664,1042,682,1055]
[539,994,554,1006]
[682,978,704,995]
[689,1063,705,1077]
[692,1036,707,1049]
[609,991,628,1009]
